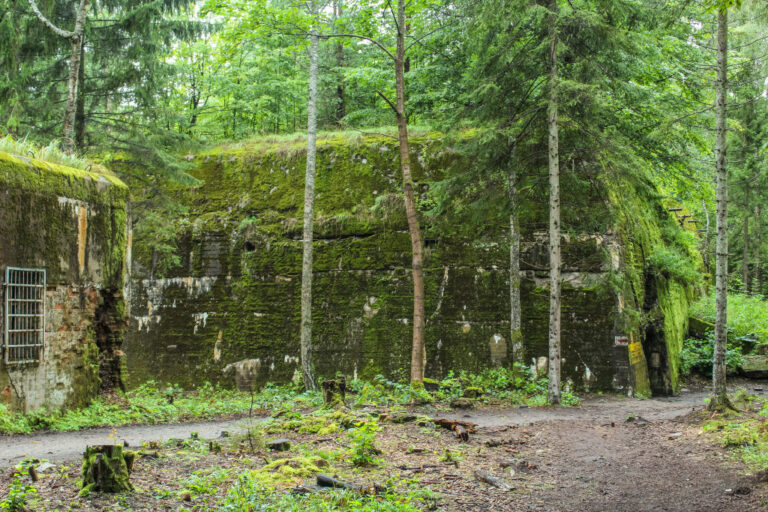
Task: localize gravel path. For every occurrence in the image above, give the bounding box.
[0,416,263,468]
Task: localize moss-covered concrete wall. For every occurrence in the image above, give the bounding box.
[123,134,700,396]
[0,152,129,412]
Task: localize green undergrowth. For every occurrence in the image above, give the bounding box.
[0,381,321,435]
[680,332,745,377]
[216,474,436,512]
[0,460,53,512]
[1,367,578,435]
[702,390,768,471]
[690,293,768,348]
[351,365,580,407]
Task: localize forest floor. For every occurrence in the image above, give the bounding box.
[2,382,767,511]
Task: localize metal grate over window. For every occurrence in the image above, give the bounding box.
[3,267,46,365]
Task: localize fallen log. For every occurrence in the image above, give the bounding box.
[474,470,512,491]
[316,474,386,495]
[379,413,418,423]
[432,418,477,433]
[317,474,357,490]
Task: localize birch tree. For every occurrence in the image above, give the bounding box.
[27,0,89,154]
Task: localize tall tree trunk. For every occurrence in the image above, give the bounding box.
[393,0,426,383]
[546,0,561,405]
[334,0,346,125]
[755,200,763,295]
[300,29,320,392]
[28,0,89,155]
[743,204,750,294]
[509,173,523,366]
[75,38,86,149]
[63,1,88,154]
[711,7,730,411]
[702,199,711,274]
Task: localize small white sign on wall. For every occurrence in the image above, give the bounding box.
[614,335,630,347]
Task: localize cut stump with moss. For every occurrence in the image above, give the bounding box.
[81,445,135,494]
[322,377,347,408]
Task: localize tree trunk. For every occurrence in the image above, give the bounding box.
[711,7,730,411]
[702,199,711,274]
[300,29,320,392]
[62,1,88,154]
[28,0,89,155]
[755,201,763,295]
[81,445,135,494]
[334,0,346,125]
[509,173,523,366]
[74,38,86,149]
[394,0,426,383]
[546,0,561,405]
[743,205,749,293]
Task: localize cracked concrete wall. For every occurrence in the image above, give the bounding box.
[0,152,129,412]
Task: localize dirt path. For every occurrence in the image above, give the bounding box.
[3,385,768,511]
[430,383,768,511]
[0,417,263,468]
[440,389,712,428]
[0,392,703,470]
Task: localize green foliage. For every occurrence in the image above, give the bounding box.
[0,135,97,172]
[218,476,434,511]
[646,246,701,285]
[690,293,768,346]
[0,381,321,434]
[0,461,43,512]
[680,332,744,377]
[346,419,382,467]
[349,366,580,408]
[703,394,768,472]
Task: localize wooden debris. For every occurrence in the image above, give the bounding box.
[317,474,354,490]
[379,413,417,423]
[316,474,386,495]
[431,418,477,441]
[474,470,513,491]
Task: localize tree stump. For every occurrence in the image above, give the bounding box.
[322,376,346,408]
[81,445,135,494]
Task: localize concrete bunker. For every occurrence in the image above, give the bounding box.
[0,151,129,412]
[120,134,701,396]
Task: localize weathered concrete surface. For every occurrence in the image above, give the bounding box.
[0,152,129,412]
[122,134,701,396]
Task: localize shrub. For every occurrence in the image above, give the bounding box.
[680,332,744,377]
[690,293,768,347]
